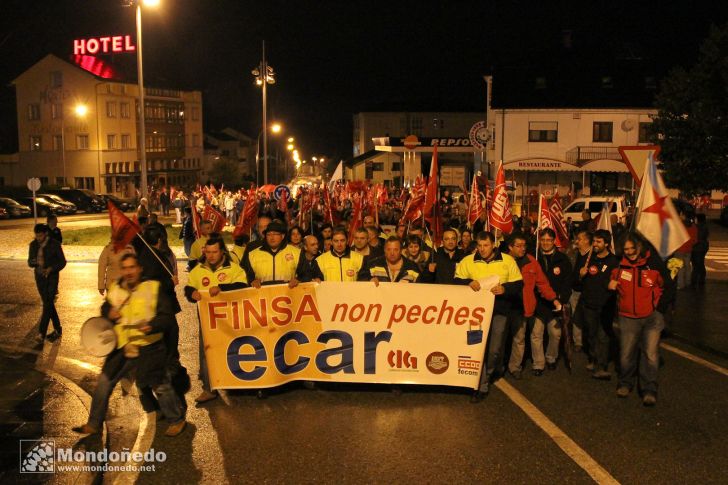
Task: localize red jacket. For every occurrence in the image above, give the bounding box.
[518,254,557,317]
[610,251,664,318]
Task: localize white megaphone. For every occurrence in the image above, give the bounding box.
[80,317,117,357]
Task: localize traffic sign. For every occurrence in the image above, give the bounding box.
[618,145,661,185]
[27,177,41,192]
[273,184,291,201]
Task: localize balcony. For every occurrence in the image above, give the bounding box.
[565,146,621,165]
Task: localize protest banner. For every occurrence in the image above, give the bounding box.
[198,278,498,390]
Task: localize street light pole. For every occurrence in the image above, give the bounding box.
[252,40,275,186]
[136,3,149,199]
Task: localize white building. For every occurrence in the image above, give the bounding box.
[6,54,204,197]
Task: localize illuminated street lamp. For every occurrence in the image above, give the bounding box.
[123,0,159,199]
[251,40,276,184]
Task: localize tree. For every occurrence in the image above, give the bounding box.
[208,158,242,188]
[650,23,728,194]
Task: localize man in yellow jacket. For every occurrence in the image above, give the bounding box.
[243,220,301,288]
[74,253,187,437]
[316,228,363,281]
[455,231,523,402]
[185,235,248,403]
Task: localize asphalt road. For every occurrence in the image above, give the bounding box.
[0,260,727,483]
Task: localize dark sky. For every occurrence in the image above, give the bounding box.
[1,0,727,163]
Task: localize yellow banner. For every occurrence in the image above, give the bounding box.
[198,278,497,390]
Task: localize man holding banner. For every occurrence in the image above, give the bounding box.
[455,231,523,401]
[185,236,248,403]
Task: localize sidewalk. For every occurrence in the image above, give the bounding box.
[0,347,102,484]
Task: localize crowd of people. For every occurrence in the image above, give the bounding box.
[25,183,711,438]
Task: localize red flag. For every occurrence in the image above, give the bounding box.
[108,201,141,251]
[203,204,226,233]
[234,190,258,238]
[548,191,570,247]
[399,177,426,225]
[323,186,338,224]
[490,162,513,234]
[467,176,483,228]
[191,199,202,239]
[423,143,443,245]
[278,189,290,225]
[348,194,363,245]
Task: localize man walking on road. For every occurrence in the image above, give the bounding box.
[609,233,674,406]
[28,223,66,342]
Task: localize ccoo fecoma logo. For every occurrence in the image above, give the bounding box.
[20,439,55,473]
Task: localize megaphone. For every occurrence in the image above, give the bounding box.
[80,317,117,357]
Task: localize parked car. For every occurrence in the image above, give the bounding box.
[44,189,105,213]
[0,207,8,219]
[18,196,65,217]
[39,193,77,214]
[99,194,133,211]
[563,196,628,224]
[0,197,32,218]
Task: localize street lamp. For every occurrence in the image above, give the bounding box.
[254,123,283,186]
[251,40,276,185]
[60,103,88,187]
[123,0,159,199]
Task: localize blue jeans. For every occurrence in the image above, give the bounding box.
[480,314,508,390]
[35,272,61,336]
[137,381,184,424]
[582,305,611,371]
[618,312,664,396]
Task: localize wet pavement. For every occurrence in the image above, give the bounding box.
[0,253,726,483]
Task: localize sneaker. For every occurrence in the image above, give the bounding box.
[532,369,544,376]
[586,362,596,372]
[194,390,218,403]
[469,391,487,403]
[46,331,61,342]
[546,362,557,371]
[72,424,99,435]
[616,386,630,398]
[642,394,657,407]
[165,420,186,437]
[592,370,611,380]
[508,369,522,380]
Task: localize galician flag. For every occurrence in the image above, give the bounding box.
[636,154,689,258]
[489,161,513,234]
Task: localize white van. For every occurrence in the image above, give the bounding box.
[563,197,627,224]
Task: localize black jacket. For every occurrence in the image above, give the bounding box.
[296,254,323,282]
[424,247,466,284]
[139,246,181,314]
[536,249,572,321]
[579,252,619,310]
[28,238,66,274]
[357,255,421,282]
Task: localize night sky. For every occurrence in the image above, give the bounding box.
[1,0,727,164]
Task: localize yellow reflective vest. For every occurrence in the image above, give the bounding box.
[106,280,164,349]
[316,249,363,281]
[189,235,209,262]
[454,251,523,285]
[188,257,248,290]
[245,243,300,283]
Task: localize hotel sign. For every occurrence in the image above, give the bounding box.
[73,35,136,55]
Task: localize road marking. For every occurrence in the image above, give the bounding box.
[113,411,157,485]
[660,342,728,377]
[495,379,620,485]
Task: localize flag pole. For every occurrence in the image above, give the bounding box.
[134,233,176,279]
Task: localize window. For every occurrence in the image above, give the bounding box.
[433,118,445,129]
[120,102,130,118]
[77,134,89,149]
[638,122,651,143]
[30,135,41,151]
[75,177,84,189]
[121,134,131,149]
[105,163,112,174]
[592,122,613,142]
[56,177,65,186]
[528,121,558,142]
[107,134,116,149]
[192,134,199,147]
[411,117,423,135]
[191,107,199,121]
[28,104,41,121]
[85,177,95,190]
[601,76,614,89]
[50,71,63,88]
[391,162,402,172]
[372,162,384,171]
[39,177,48,185]
[106,101,116,118]
[51,103,63,119]
[53,135,63,151]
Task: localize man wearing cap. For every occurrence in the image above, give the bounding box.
[243,220,301,287]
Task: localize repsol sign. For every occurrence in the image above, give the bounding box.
[430,138,472,147]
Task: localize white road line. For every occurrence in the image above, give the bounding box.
[660,343,728,377]
[495,379,620,485]
[113,412,157,485]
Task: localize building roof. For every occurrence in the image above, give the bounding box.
[344,149,380,168]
